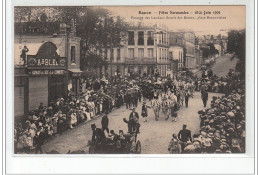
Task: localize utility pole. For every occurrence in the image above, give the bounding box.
[65,24,70,100]
[110,34,113,92]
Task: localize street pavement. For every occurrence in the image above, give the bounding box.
[195,54,238,77]
[41,54,238,154]
[42,91,223,154]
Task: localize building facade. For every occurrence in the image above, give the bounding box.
[14,22,81,118]
[102,24,170,78]
[169,32,184,70]
[183,31,196,69]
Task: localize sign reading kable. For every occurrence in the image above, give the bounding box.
[27,57,66,67]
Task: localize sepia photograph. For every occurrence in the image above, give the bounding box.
[13,5,246,155]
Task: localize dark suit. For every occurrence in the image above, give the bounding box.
[201,90,208,107]
[178,128,192,151]
[101,115,109,133]
[129,112,140,133]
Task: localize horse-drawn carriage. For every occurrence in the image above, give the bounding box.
[89,132,141,154]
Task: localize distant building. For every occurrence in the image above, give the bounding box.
[169,32,184,71]
[82,24,170,78]
[100,24,170,78]
[183,31,196,69]
[198,34,227,57]
[195,44,204,67]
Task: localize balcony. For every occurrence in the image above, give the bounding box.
[157,43,170,48]
[125,57,156,65]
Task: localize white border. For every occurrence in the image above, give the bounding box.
[5,0,256,174]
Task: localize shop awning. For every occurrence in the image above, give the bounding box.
[69,69,83,73]
[69,69,83,77]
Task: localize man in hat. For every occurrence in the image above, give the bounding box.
[201,87,208,107]
[128,107,140,133]
[20,45,29,65]
[101,114,109,133]
[184,90,190,108]
[178,124,192,151]
[91,123,105,144]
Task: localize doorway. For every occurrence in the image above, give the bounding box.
[48,76,66,104]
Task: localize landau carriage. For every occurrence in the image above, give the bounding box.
[88,131,141,154]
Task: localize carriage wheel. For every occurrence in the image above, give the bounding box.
[135,140,141,154]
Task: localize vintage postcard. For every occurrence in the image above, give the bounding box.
[13,5,247,155]
[4,0,257,174]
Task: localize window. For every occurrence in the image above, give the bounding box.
[148,48,153,58]
[111,49,114,60]
[138,48,144,58]
[104,51,107,60]
[71,46,75,63]
[169,52,173,59]
[117,48,120,60]
[161,33,164,44]
[147,31,154,45]
[128,31,134,45]
[128,48,134,58]
[138,31,144,45]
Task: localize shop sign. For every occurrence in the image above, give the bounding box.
[27,57,66,67]
[28,70,66,75]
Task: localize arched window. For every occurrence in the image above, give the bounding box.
[36,42,58,59]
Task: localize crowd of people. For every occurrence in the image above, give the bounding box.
[194,69,237,95]
[14,66,245,154]
[14,75,143,153]
[168,69,245,153]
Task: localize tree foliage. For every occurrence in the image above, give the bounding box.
[14,6,128,68]
[201,43,219,59]
[227,30,245,63]
[227,30,245,75]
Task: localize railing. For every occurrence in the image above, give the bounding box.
[125,57,156,64]
[157,43,170,48]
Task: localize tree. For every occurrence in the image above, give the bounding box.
[227,30,245,76]
[227,30,245,63]
[14,7,32,22]
[40,13,48,22]
[201,43,218,59]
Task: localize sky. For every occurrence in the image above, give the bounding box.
[103,6,245,36]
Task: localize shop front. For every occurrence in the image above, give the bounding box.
[68,69,82,96]
[26,42,67,110]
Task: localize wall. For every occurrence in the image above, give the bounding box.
[14,35,81,69]
[14,86,24,117]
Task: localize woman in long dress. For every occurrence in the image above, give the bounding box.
[151,99,161,121]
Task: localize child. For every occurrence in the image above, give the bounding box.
[141,102,151,122]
